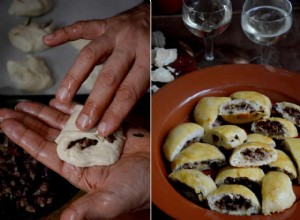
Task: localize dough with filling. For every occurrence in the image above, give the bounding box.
[55,105,125,167]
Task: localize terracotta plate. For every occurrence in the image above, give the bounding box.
[152,64,300,220]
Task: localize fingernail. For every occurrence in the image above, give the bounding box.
[98,122,107,135]
[44,33,54,41]
[77,114,90,128]
[57,87,69,101]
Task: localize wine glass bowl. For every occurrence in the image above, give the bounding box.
[182,0,232,65]
[241,0,292,64]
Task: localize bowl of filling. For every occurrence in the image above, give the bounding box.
[152,64,300,220]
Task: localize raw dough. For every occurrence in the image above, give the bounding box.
[8,22,54,53]
[55,105,125,167]
[9,0,54,17]
[6,55,54,92]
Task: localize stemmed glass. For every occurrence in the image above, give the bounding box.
[182,0,232,67]
[241,0,293,66]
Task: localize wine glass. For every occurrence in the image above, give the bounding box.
[182,0,232,67]
[241,0,292,66]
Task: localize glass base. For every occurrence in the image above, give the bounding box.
[248,56,283,68]
[194,48,249,68]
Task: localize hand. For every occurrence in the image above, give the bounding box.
[0,101,150,219]
[43,3,150,137]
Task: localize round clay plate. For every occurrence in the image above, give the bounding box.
[152,64,300,220]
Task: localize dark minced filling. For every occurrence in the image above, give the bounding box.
[211,115,224,128]
[262,165,295,180]
[283,107,300,125]
[224,177,261,197]
[172,181,202,205]
[223,101,255,113]
[215,195,252,211]
[179,160,225,171]
[182,137,201,150]
[241,148,269,161]
[67,138,98,150]
[254,120,285,136]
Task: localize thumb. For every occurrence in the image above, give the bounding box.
[60,191,130,220]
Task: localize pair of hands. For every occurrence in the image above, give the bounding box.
[43,2,150,137]
[0,2,150,219]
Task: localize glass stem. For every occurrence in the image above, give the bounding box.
[203,37,215,61]
[260,45,270,65]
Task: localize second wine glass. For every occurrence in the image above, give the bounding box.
[241,0,293,66]
[182,0,232,67]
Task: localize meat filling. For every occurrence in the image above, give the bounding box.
[254,120,284,136]
[182,137,201,150]
[241,148,268,161]
[215,195,252,211]
[284,107,300,125]
[180,160,225,171]
[224,177,260,193]
[172,181,201,204]
[67,138,98,150]
[262,165,294,180]
[105,134,117,143]
[223,102,255,114]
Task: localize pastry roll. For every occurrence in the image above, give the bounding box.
[274,102,300,127]
[230,142,277,167]
[245,133,276,148]
[251,117,298,139]
[193,97,231,130]
[207,184,261,216]
[215,166,264,192]
[55,105,125,167]
[202,125,247,150]
[9,0,53,16]
[171,143,226,172]
[283,138,300,183]
[169,169,216,202]
[163,123,204,162]
[219,91,271,124]
[263,149,297,180]
[262,171,296,215]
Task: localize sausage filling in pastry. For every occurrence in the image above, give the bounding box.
[179,160,225,171]
[253,120,284,136]
[215,194,252,212]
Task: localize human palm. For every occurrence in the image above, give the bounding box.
[0,101,150,219]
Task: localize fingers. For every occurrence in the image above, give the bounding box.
[0,108,59,142]
[55,34,114,104]
[43,20,107,47]
[15,101,69,130]
[61,191,130,220]
[75,48,135,131]
[97,55,150,136]
[49,98,76,115]
[0,119,63,173]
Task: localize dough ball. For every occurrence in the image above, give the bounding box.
[6,55,54,92]
[9,0,54,17]
[8,22,54,53]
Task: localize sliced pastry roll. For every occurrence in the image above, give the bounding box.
[207,184,261,216]
[219,91,271,124]
[251,117,298,139]
[262,171,296,215]
[283,138,300,183]
[169,169,216,202]
[202,125,247,150]
[263,149,297,180]
[162,122,204,162]
[274,102,300,127]
[193,97,231,130]
[230,142,277,167]
[246,134,276,148]
[171,143,226,172]
[215,166,264,192]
